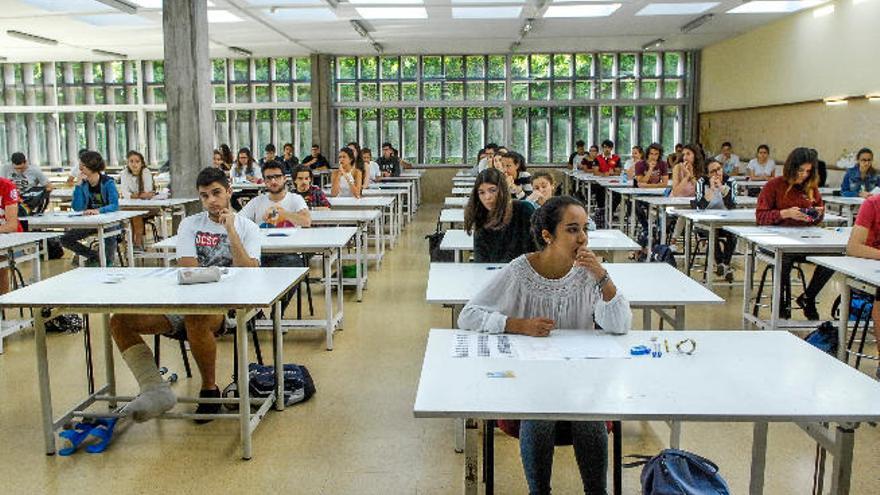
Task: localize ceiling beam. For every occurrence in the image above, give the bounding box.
[219,0,316,53]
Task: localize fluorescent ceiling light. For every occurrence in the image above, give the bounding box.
[544,4,621,17]
[266,8,337,20]
[77,13,154,26]
[813,3,835,15]
[453,6,523,18]
[93,48,127,58]
[208,10,244,22]
[641,38,665,50]
[96,0,138,14]
[229,46,253,56]
[350,0,421,3]
[728,0,825,14]
[636,2,718,15]
[246,0,318,4]
[454,0,524,2]
[6,30,58,45]
[130,0,216,6]
[355,7,428,18]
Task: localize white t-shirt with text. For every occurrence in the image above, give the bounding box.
[176,212,262,267]
[238,191,308,228]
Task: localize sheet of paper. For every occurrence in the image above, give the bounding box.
[451,332,518,359]
[450,330,629,360]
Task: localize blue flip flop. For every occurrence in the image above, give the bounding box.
[83,418,119,454]
[58,422,94,456]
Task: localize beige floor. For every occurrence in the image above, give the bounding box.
[0,204,878,494]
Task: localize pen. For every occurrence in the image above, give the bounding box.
[486,266,502,270]
[664,339,670,353]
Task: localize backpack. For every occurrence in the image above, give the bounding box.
[41,309,84,334]
[641,448,731,495]
[639,244,677,269]
[223,363,315,410]
[425,231,454,262]
[18,186,50,215]
[805,321,839,355]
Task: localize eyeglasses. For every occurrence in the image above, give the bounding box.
[264,174,285,181]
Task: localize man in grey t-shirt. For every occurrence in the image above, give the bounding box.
[2,152,51,191]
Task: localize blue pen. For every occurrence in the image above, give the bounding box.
[486,266,502,270]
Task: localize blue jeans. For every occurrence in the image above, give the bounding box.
[519,420,607,495]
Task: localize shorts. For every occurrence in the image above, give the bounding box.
[165,314,228,341]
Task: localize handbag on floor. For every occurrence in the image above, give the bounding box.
[641,448,730,495]
[223,363,316,410]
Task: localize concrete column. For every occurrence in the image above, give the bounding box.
[124,61,138,151]
[162,0,214,197]
[63,63,78,167]
[143,61,157,165]
[22,63,40,166]
[83,62,97,151]
[310,54,332,152]
[43,63,61,168]
[3,64,20,156]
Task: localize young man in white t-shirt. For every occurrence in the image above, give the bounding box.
[362,147,381,185]
[108,167,262,424]
[715,141,741,176]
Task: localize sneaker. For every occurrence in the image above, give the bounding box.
[723,264,735,283]
[194,387,222,424]
[797,294,820,321]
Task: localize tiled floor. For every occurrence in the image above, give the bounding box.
[0,204,878,494]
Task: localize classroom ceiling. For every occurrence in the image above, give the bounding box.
[0,0,830,61]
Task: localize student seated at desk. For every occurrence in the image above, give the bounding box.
[231,147,262,184]
[845,193,880,379]
[715,141,741,176]
[3,152,52,192]
[240,161,310,229]
[377,142,402,178]
[527,171,556,207]
[747,144,776,181]
[840,148,877,198]
[119,150,156,250]
[501,151,533,200]
[634,143,670,247]
[578,144,600,173]
[0,175,22,294]
[458,196,631,495]
[302,144,330,171]
[109,167,261,423]
[362,147,381,188]
[212,149,230,174]
[60,151,120,266]
[65,148,88,187]
[464,168,536,263]
[622,145,643,181]
[330,147,362,199]
[292,165,330,209]
[668,144,704,244]
[695,159,739,282]
[756,147,833,320]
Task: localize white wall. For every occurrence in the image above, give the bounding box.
[700,0,880,112]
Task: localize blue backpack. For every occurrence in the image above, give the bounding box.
[641,449,731,495]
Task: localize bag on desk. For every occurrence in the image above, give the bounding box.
[641,448,730,495]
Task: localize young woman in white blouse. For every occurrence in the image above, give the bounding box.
[120,150,156,249]
[458,195,632,495]
[747,144,776,180]
[330,147,362,198]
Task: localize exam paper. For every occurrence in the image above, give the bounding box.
[450,330,629,360]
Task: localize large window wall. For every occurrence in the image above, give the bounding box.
[332,52,693,165]
[0,57,312,168]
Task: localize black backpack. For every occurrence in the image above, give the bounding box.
[223,363,315,410]
[426,230,454,262]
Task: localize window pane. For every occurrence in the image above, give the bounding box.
[402,82,419,101]
[445,56,464,78]
[445,82,463,100]
[423,107,442,164]
[465,107,484,164]
[599,81,613,99]
[359,82,378,101]
[575,81,593,99]
[360,57,378,79]
[531,82,549,100]
[661,106,679,153]
[381,108,399,147]
[295,57,311,81]
[214,85,227,103]
[339,109,358,149]
[553,54,572,78]
[620,79,636,99]
[530,54,550,78]
[640,80,658,99]
[487,82,505,101]
[551,107,570,163]
[338,57,356,79]
[338,83,356,102]
[466,81,485,101]
[402,108,418,162]
[511,55,527,78]
[616,106,634,154]
[511,82,527,101]
[486,107,504,146]
[641,53,659,77]
[255,85,270,103]
[529,107,549,163]
[573,107,592,146]
[233,59,248,81]
[575,54,592,78]
[380,56,399,79]
[553,82,571,100]
[639,106,657,146]
[423,82,441,101]
[297,109,311,155]
[381,83,399,101]
[663,80,681,98]
[254,59,269,81]
[598,106,613,143]
[663,53,682,76]
[599,54,614,78]
[213,59,226,82]
[423,56,442,78]
[362,108,378,151]
[445,107,463,164]
[401,56,418,79]
[256,110,271,153]
[274,58,291,80]
[233,85,249,103]
[466,56,484,78]
[511,107,527,155]
[619,54,636,77]
[275,84,290,102]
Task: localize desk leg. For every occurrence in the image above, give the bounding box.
[98,225,107,267]
[829,424,856,495]
[743,242,755,329]
[749,422,768,495]
[628,196,636,238]
[483,419,495,495]
[674,306,685,330]
[463,418,478,495]
[838,283,851,361]
[684,219,692,277]
[33,241,41,282]
[646,203,654,253]
[770,248,782,329]
[324,250,334,351]
[642,309,652,330]
[35,308,55,455]
[669,421,681,449]
[125,220,135,267]
[102,314,116,408]
[454,250,461,263]
[355,224,364,302]
[235,309,253,460]
[706,226,717,289]
[660,209,667,247]
[337,248,345,329]
[273,299,283,412]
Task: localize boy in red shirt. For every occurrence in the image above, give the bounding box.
[846,193,880,379]
[0,176,23,294]
[595,139,621,176]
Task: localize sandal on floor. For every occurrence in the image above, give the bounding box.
[58,422,95,456]
[83,418,119,454]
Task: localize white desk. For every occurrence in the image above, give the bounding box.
[328,196,400,247]
[452,178,475,188]
[26,210,148,267]
[414,328,880,495]
[154,227,356,350]
[231,182,264,191]
[118,197,199,240]
[426,262,722,330]
[671,208,846,290]
[0,232,62,354]
[444,196,468,208]
[0,267,307,460]
[807,256,880,361]
[439,208,465,229]
[605,187,667,235]
[310,209,380,293]
[638,196,757,253]
[726,226,851,330]
[361,187,410,225]
[438,229,639,263]
[823,196,864,225]
[451,187,472,196]
[375,174,421,207]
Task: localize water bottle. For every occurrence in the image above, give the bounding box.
[620,169,628,184]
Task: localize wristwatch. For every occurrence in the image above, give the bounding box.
[596,271,610,290]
